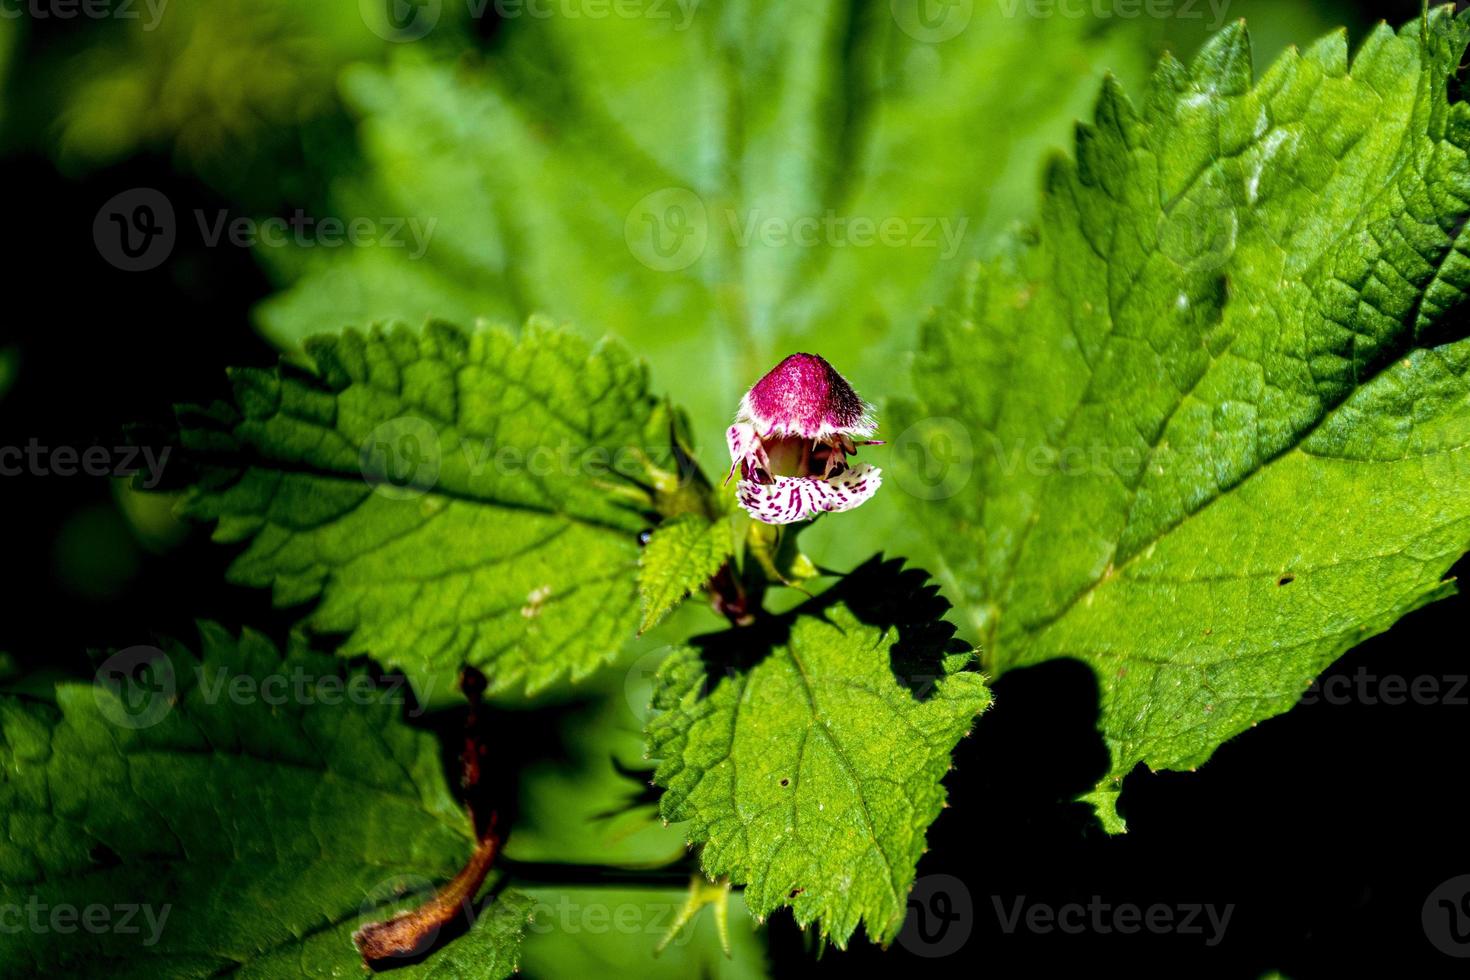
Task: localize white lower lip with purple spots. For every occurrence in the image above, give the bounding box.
[736,464,883,525]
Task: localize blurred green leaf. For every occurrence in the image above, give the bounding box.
[504,689,686,868]
[646,559,990,946]
[0,17,16,133]
[0,622,532,977]
[894,12,1470,829]
[38,0,470,202]
[520,885,767,980]
[177,319,683,699]
[256,1,1150,475]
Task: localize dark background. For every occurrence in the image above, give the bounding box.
[1,2,1465,977]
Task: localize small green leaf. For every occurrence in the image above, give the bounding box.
[178,319,681,698]
[646,559,990,947]
[894,12,1470,827]
[638,515,733,634]
[0,623,531,976]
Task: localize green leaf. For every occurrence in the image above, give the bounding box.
[178,319,678,698]
[254,2,1150,475]
[638,515,734,634]
[646,559,991,947]
[0,623,532,977]
[893,12,1470,829]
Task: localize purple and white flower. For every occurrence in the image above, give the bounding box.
[726,353,883,525]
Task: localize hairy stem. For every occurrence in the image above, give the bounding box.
[353,667,502,967]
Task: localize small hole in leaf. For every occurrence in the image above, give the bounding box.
[789,888,804,898]
[1278,574,1295,586]
[779,778,790,787]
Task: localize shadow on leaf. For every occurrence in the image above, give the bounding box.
[689,554,977,702]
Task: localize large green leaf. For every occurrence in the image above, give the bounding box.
[255,1,1149,472]
[178,319,680,699]
[646,559,990,947]
[0,623,531,976]
[893,11,1470,829]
